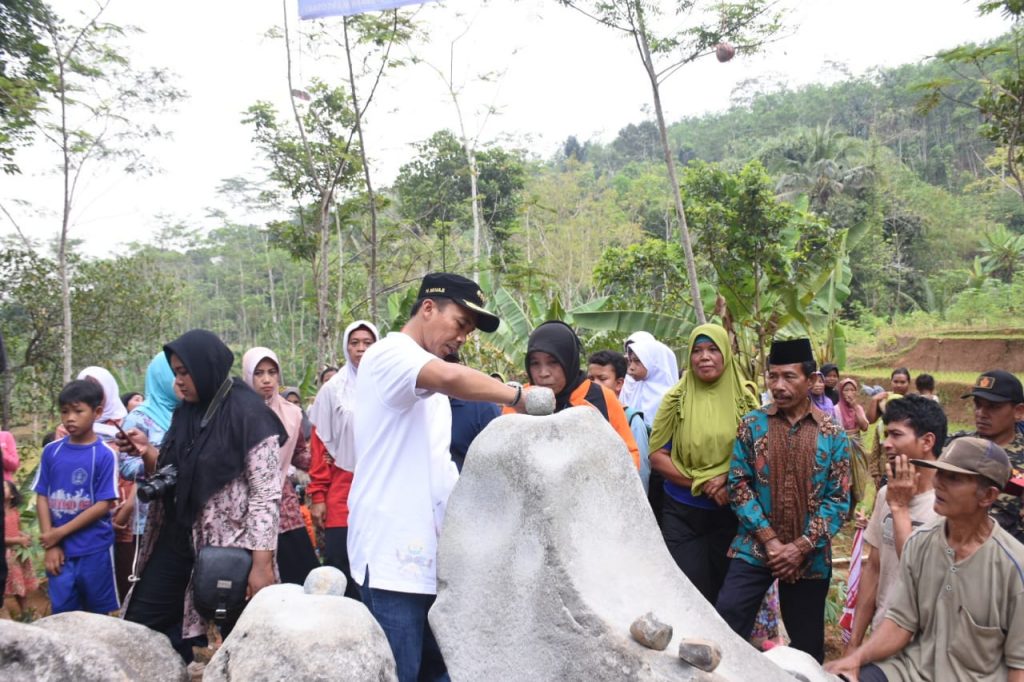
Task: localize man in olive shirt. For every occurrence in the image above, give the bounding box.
[827,437,1024,682]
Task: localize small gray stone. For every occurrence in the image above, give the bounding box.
[678,638,722,672]
[303,565,348,596]
[525,385,555,415]
[629,612,673,651]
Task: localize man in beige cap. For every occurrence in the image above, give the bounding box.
[827,437,1024,681]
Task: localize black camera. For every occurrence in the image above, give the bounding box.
[137,464,178,503]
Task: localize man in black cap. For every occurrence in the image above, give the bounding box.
[714,338,850,663]
[950,369,1024,543]
[827,437,1024,682]
[348,273,535,682]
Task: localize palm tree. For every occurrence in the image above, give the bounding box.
[979,225,1024,282]
[769,123,874,212]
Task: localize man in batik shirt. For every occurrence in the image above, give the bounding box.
[715,338,850,663]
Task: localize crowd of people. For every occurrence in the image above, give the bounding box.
[2,270,1023,682]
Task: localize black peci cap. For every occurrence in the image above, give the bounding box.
[961,370,1024,404]
[417,273,500,333]
[768,338,815,366]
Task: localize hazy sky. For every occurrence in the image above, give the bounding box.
[4,0,1010,256]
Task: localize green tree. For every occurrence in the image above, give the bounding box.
[245,79,361,365]
[682,160,842,378]
[918,2,1024,200]
[393,129,526,278]
[0,0,53,174]
[592,237,694,315]
[559,0,785,324]
[24,2,184,382]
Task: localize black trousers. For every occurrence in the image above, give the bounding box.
[660,496,737,604]
[123,532,198,662]
[714,558,830,663]
[277,527,320,586]
[324,526,361,600]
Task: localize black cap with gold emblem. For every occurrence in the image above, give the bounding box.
[961,369,1024,404]
[416,272,501,333]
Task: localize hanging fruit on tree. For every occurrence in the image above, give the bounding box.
[715,42,736,62]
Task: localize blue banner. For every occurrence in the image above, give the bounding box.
[298,0,436,19]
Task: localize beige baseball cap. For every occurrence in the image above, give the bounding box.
[911,436,1011,489]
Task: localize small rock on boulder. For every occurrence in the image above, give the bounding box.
[304,565,348,596]
[630,612,673,651]
[34,611,187,682]
[678,638,722,673]
[205,584,396,682]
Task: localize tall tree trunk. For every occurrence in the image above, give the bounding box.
[634,3,706,324]
[316,197,332,367]
[57,52,73,383]
[343,17,379,321]
[466,143,483,282]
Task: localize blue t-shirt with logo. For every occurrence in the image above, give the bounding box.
[33,436,118,557]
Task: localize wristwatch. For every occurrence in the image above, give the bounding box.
[506,381,523,407]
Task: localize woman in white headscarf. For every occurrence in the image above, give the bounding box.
[624,334,679,428]
[76,366,128,440]
[619,331,656,409]
[306,320,379,597]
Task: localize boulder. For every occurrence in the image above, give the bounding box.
[762,646,844,682]
[205,584,396,682]
[430,407,807,681]
[34,611,187,682]
[0,618,128,681]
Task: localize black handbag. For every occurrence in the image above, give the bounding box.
[192,546,252,623]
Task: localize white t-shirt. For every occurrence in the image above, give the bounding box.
[864,485,939,630]
[348,332,457,594]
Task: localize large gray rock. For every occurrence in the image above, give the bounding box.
[34,611,188,682]
[0,618,129,681]
[430,407,816,681]
[205,583,397,682]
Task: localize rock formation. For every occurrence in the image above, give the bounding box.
[430,406,840,681]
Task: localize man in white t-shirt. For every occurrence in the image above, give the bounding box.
[349,272,533,682]
[846,394,947,652]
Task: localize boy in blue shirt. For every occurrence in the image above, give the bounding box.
[34,379,120,614]
[587,350,652,492]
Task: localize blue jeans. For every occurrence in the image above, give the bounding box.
[360,569,449,682]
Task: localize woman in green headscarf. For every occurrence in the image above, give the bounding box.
[649,323,760,604]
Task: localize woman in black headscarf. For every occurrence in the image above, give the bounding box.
[503,321,641,468]
[122,329,286,658]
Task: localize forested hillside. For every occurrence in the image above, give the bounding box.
[4,4,1023,426]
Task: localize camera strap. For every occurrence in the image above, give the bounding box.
[201,378,233,429]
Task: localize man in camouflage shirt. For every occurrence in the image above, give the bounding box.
[950,369,1024,542]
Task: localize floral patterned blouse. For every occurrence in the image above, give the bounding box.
[123,435,282,639]
[727,403,850,580]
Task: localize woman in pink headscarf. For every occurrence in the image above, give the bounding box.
[1,431,18,482]
[242,347,318,585]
